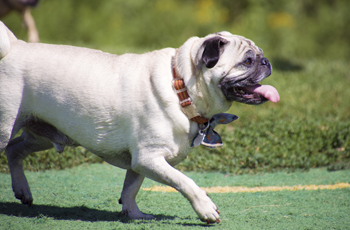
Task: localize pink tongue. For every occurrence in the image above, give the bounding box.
[244,84,280,103]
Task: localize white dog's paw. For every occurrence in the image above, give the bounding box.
[122,208,155,220]
[191,191,221,224]
[119,198,155,220]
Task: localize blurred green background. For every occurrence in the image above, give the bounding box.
[3,0,349,59]
[1,0,349,173]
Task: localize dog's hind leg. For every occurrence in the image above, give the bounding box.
[0,107,19,153]
[6,129,53,205]
[119,169,155,219]
[0,120,12,153]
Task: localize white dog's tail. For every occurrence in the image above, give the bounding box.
[0,21,17,59]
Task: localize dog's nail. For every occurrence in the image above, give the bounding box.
[217,210,220,214]
[206,219,210,225]
[216,218,221,224]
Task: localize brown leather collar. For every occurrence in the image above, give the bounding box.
[172,67,208,125]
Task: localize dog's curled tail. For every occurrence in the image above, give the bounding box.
[0,21,17,59]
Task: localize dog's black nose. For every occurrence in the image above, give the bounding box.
[261,58,269,65]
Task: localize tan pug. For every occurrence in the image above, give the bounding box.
[0,21,279,224]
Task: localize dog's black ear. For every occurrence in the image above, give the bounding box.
[202,36,229,68]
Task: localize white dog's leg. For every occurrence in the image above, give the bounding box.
[120,169,155,220]
[0,119,12,153]
[132,151,220,224]
[6,130,53,205]
[21,8,39,43]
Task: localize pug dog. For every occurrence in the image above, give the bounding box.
[0,21,279,224]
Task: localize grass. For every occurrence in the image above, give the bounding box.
[0,164,349,229]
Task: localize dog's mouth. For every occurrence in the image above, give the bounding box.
[219,59,279,105]
[231,84,279,104]
[220,81,280,105]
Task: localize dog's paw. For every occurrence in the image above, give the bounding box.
[191,190,220,224]
[122,209,155,220]
[120,197,155,220]
[13,185,33,206]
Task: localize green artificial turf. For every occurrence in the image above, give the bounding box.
[0,164,349,229]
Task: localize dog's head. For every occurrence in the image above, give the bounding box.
[177,31,278,109]
[197,31,277,105]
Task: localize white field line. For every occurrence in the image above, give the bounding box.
[142,182,350,193]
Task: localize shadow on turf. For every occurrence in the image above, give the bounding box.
[0,202,212,226]
[0,202,171,222]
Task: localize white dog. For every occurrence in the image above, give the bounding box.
[0,21,279,224]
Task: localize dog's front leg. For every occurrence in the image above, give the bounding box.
[132,150,220,224]
[120,169,155,220]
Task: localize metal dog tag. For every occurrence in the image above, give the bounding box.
[193,130,206,147]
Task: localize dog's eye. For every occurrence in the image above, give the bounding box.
[243,58,253,66]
